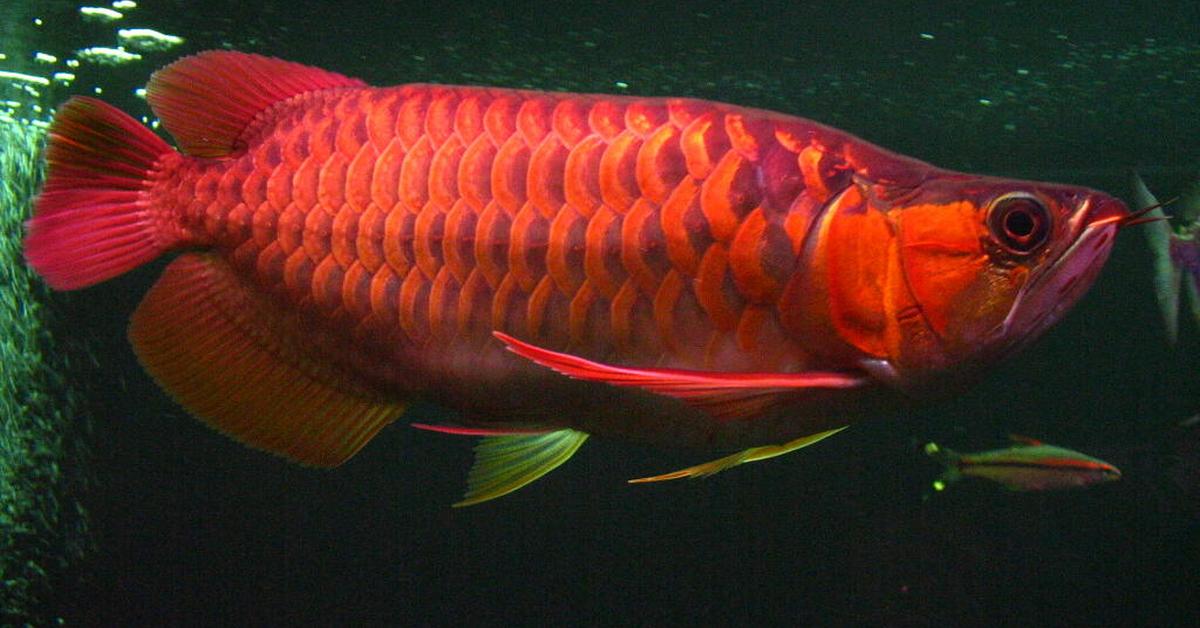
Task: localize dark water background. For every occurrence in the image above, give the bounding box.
[14,1,1199,624]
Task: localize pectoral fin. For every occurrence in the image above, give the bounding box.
[494,332,867,420]
[454,429,589,507]
[628,426,847,483]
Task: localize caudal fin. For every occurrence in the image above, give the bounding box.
[24,97,180,290]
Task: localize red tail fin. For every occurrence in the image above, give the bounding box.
[24,97,180,290]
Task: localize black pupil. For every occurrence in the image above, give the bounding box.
[990,198,1048,254]
[1005,208,1036,238]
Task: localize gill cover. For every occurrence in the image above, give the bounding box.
[894,191,1049,367]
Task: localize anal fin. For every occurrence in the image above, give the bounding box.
[629,427,847,483]
[455,430,589,507]
[128,253,404,467]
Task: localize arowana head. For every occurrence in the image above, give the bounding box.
[802,174,1132,392]
[887,176,1130,386]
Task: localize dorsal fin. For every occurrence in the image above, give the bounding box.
[145,50,367,157]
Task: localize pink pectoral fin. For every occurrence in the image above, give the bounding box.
[493,332,868,420]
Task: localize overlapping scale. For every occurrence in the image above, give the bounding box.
[195,85,851,370]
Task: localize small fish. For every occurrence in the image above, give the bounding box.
[1131,172,1200,344]
[25,51,1133,506]
[924,436,1121,492]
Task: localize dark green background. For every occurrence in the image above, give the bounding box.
[17,1,1199,624]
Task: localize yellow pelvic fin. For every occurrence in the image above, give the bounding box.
[128,253,405,467]
[454,429,589,507]
[628,426,847,483]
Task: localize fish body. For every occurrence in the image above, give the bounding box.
[925,439,1121,492]
[25,52,1130,503]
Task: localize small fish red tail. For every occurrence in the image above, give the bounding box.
[24,97,182,290]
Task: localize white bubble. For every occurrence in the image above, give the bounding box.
[79,6,123,22]
[76,46,142,66]
[118,28,184,52]
[0,70,50,86]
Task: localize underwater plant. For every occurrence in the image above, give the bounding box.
[0,115,92,626]
[0,7,95,613]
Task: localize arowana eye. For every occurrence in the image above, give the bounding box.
[987,195,1051,254]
